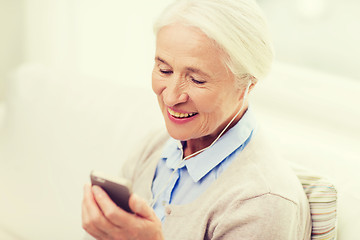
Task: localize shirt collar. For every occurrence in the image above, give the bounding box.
[160,107,256,182]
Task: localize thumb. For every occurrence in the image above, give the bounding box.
[129,194,157,220]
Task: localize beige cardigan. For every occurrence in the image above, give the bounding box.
[122,130,312,240]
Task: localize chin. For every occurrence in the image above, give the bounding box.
[165,124,191,141]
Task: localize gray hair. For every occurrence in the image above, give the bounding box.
[154,0,274,86]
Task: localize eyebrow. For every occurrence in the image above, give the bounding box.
[155,56,211,78]
[155,56,168,65]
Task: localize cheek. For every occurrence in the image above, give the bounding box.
[193,91,231,119]
[192,91,220,114]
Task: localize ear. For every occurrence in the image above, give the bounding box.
[236,74,257,101]
[248,76,258,93]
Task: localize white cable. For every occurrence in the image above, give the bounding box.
[150,81,252,207]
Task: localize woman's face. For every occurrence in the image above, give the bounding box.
[152,23,246,142]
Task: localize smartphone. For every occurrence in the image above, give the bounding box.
[90,171,133,213]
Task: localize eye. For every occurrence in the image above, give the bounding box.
[159,69,173,74]
[191,77,206,85]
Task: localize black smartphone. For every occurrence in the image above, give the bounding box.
[90,171,133,213]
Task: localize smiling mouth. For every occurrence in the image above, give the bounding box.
[168,108,198,119]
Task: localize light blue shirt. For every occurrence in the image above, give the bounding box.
[151,108,257,222]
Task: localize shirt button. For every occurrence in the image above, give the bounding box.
[162,201,167,206]
[165,206,172,215]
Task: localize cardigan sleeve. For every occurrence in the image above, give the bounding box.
[210,193,308,240]
[120,132,154,182]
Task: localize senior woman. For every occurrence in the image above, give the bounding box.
[82,0,312,239]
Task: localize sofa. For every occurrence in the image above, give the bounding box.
[0,63,359,239]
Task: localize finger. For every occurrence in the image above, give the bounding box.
[82,202,108,239]
[82,184,110,238]
[82,184,113,238]
[92,185,134,227]
[129,193,158,221]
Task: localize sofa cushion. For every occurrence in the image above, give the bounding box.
[295,168,337,239]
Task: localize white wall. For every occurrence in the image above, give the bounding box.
[258,0,360,80]
[0,0,25,101]
[23,0,173,89]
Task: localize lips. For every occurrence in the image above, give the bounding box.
[167,108,198,119]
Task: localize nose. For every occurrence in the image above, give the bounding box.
[162,75,189,107]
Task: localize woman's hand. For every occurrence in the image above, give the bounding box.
[82,183,164,240]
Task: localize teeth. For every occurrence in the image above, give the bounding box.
[168,108,196,118]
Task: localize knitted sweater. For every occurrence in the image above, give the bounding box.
[122,130,312,240]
